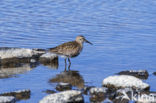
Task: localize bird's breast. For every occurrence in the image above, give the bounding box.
[68,46,83,58]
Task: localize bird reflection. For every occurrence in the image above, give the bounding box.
[49,70,84,88]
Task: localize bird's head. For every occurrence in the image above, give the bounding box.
[76,35,92,45]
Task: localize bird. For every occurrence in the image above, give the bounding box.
[48,35,92,70]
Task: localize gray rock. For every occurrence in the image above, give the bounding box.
[89,87,108,102]
[113,88,134,103]
[40,52,57,60]
[118,70,149,79]
[56,82,72,91]
[0,89,30,100]
[39,55,58,69]
[44,89,56,94]
[89,87,108,94]
[0,47,45,68]
[0,47,45,60]
[39,90,84,103]
[83,86,94,95]
[103,75,149,90]
[0,96,15,103]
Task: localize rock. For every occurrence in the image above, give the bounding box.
[118,70,149,79]
[40,52,57,60]
[39,90,84,103]
[50,71,84,89]
[0,47,45,67]
[0,89,31,100]
[113,88,135,103]
[89,87,108,94]
[0,96,15,103]
[89,87,108,102]
[44,89,56,94]
[56,82,72,91]
[0,47,45,60]
[39,55,58,69]
[103,75,149,90]
[83,86,94,95]
[153,72,156,76]
[113,97,129,103]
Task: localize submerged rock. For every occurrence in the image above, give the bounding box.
[0,96,15,103]
[118,70,149,79]
[39,90,84,103]
[56,82,72,91]
[153,72,156,76]
[0,89,31,100]
[89,87,108,102]
[103,75,149,90]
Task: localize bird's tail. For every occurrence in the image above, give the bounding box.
[38,48,55,53]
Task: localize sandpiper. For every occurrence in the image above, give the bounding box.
[49,35,92,69]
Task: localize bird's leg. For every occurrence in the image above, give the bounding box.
[68,58,71,70]
[64,58,67,71]
[68,58,71,64]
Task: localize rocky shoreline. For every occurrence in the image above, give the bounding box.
[0,47,156,103]
[38,69,155,103]
[1,69,156,103]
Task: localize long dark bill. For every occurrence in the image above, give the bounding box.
[85,39,93,45]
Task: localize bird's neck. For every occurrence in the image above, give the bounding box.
[76,41,83,47]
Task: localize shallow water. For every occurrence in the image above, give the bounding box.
[0,0,156,102]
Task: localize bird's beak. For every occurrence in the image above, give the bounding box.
[85,39,93,45]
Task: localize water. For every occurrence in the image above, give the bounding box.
[0,0,156,102]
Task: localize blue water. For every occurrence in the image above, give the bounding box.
[0,0,156,102]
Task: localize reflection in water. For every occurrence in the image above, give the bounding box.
[0,58,34,68]
[49,70,84,88]
[0,63,37,79]
[0,89,31,101]
[39,57,59,69]
[0,50,59,78]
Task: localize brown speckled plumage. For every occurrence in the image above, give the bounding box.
[48,35,92,70]
[49,41,82,58]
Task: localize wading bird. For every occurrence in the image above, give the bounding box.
[49,35,92,70]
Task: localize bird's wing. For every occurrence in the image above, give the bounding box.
[49,41,79,56]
